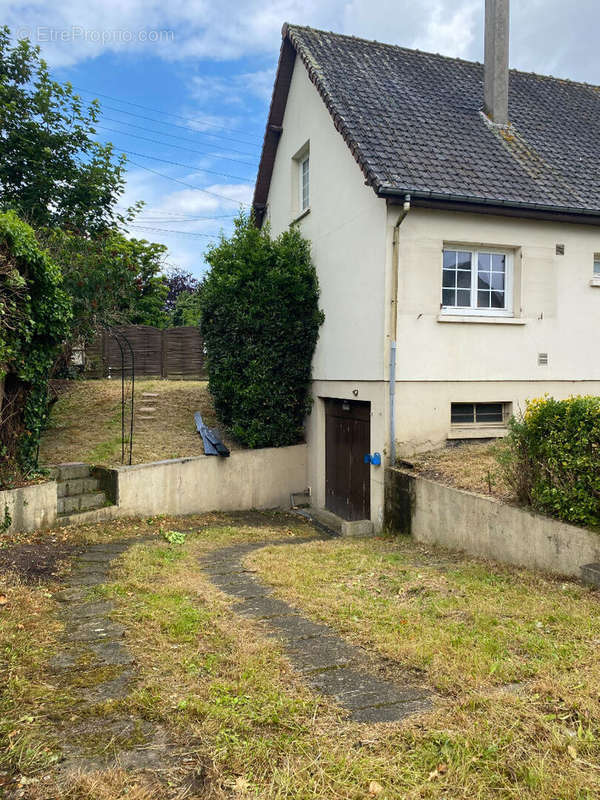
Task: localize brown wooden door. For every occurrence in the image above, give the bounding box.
[325,399,370,521]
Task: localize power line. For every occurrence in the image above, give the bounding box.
[126,159,252,206]
[115,205,237,221]
[71,85,262,149]
[133,214,237,222]
[127,223,221,238]
[96,115,257,167]
[95,123,257,168]
[95,144,254,183]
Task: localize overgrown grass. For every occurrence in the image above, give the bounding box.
[3,514,600,798]
[249,535,600,798]
[39,378,233,466]
[410,440,515,501]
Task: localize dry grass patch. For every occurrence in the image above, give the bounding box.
[39,378,235,467]
[6,513,600,798]
[249,535,600,798]
[409,440,514,501]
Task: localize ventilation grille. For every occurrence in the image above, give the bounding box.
[538,352,549,366]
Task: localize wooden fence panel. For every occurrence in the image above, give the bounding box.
[165,327,205,379]
[86,326,205,379]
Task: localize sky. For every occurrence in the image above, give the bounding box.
[3,0,600,277]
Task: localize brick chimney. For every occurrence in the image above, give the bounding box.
[484,0,510,125]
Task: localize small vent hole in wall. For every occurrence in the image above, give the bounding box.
[556,244,565,255]
[538,352,549,366]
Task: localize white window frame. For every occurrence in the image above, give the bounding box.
[299,154,309,211]
[440,246,514,317]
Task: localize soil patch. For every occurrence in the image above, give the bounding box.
[0,539,81,582]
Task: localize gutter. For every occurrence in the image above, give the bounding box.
[378,187,600,222]
[389,194,411,467]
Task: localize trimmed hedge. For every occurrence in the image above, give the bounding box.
[499,396,600,527]
[199,214,324,448]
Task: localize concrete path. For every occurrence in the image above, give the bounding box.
[201,538,431,723]
[50,538,174,772]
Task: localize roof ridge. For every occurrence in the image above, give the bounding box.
[283,22,600,92]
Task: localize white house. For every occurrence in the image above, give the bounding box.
[253,1,600,531]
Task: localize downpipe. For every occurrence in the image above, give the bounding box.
[389,194,411,466]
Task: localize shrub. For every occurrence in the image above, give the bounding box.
[0,210,72,475]
[498,396,600,527]
[199,213,324,448]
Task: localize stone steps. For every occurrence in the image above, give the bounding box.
[53,462,116,522]
[58,491,108,515]
[138,392,158,421]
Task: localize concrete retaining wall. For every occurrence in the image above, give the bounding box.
[1,445,308,534]
[385,467,600,579]
[111,445,307,518]
[0,482,57,534]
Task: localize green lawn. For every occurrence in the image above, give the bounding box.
[2,514,600,798]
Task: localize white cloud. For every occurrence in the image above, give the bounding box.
[6,0,600,84]
[412,1,480,59]
[189,69,275,108]
[118,168,252,275]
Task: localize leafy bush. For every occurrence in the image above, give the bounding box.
[0,211,72,474]
[498,396,600,527]
[200,213,324,448]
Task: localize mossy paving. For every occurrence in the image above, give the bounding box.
[201,537,431,723]
[49,537,176,773]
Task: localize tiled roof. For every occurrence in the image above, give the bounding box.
[254,24,600,221]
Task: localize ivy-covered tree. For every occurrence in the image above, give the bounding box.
[0,211,71,478]
[200,213,324,448]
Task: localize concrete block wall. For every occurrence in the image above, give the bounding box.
[385,467,600,579]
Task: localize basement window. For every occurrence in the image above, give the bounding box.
[441,247,514,316]
[451,402,507,425]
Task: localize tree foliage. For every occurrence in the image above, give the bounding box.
[0,29,172,476]
[0,211,71,476]
[164,267,198,312]
[0,26,130,234]
[498,395,600,527]
[38,229,170,339]
[200,213,324,448]
[172,285,203,327]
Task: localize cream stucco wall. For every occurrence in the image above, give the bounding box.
[264,57,600,528]
[390,207,600,454]
[265,57,389,529]
[304,380,388,529]
[266,56,388,382]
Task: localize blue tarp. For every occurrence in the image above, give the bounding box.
[194,412,230,457]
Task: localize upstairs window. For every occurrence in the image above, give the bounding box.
[441,247,513,316]
[300,154,310,211]
[594,253,600,275]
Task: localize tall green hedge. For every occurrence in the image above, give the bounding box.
[199,214,324,448]
[498,395,600,527]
